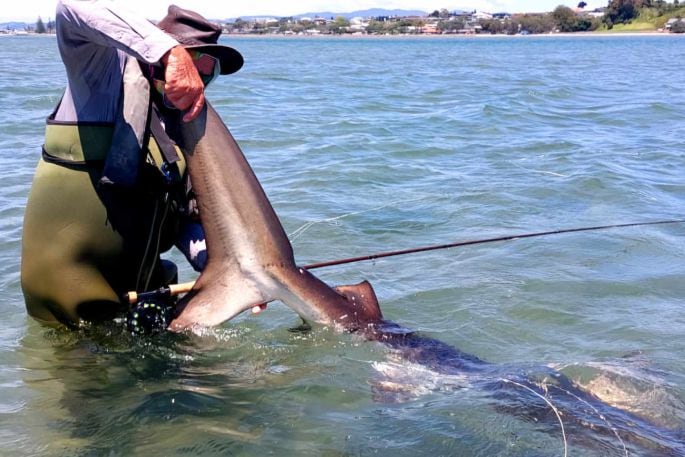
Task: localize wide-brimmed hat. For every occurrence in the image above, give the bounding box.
[157,5,243,75]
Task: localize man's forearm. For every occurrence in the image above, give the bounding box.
[57,0,177,64]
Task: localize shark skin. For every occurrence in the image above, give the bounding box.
[167,103,382,332]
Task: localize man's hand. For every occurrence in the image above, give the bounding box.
[162,45,205,122]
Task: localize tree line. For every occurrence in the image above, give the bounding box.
[31,0,682,36]
[480,7,603,34]
[602,0,682,28]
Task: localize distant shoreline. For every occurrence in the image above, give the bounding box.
[2,31,681,39]
[222,31,681,39]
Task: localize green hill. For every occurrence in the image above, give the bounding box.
[602,5,685,32]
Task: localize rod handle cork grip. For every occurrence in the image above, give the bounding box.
[125,281,196,304]
[169,281,196,296]
[126,291,139,304]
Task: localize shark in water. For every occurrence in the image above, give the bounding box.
[167,102,380,333]
[167,103,685,456]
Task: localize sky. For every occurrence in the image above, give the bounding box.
[1,0,603,23]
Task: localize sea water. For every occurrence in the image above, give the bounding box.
[1,34,684,456]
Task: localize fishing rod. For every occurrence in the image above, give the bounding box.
[126,218,685,304]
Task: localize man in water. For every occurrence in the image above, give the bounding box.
[21,1,243,331]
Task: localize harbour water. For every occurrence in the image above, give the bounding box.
[1,34,684,456]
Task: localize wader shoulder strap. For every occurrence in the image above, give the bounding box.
[149,104,180,165]
[101,56,151,187]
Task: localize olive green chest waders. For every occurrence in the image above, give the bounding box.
[21,118,186,327]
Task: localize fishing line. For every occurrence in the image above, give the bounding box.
[288,195,430,241]
[510,156,570,178]
[145,196,171,291]
[551,384,628,457]
[500,377,568,457]
[136,195,172,291]
[136,198,160,291]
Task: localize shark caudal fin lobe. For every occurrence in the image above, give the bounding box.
[334,281,383,323]
[168,264,269,331]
